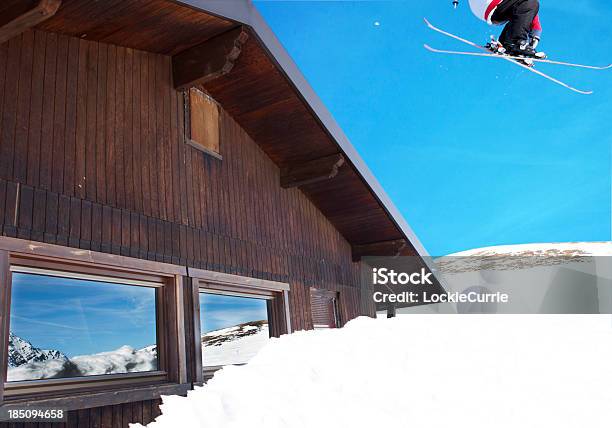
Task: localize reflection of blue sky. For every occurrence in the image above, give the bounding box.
[200,293,268,333]
[10,273,156,357]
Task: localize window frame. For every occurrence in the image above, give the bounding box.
[188,268,290,383]
[0,237,188,406]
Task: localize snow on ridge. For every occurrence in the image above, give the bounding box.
[435,242,612,274]
[133,315,612,428]
[202,321,270,366]
[446,241,612,257]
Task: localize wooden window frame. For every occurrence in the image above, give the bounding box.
[0,237,189,409]
[185,87,222,160]
[188,268,290,383]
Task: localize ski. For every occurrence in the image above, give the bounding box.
[423,18,594,95]
[424,44,612,71]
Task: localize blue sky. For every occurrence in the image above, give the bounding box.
[200,293,268,333]
[10,273,157,357]
[254,0,612,255]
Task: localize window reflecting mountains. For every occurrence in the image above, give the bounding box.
[7,332,157,381]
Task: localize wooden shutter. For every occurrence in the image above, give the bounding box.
[310,288,339,329]
[188,88,220,156]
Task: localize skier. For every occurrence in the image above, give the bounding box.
[453,0,545,59]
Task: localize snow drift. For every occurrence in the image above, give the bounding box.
[134,315,612,428]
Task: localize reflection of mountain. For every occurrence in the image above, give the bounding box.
[8,332,68,368]
[7,333,157,382]
[202,320,269,366]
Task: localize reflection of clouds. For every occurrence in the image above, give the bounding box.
[10,273,157,355]
[200,294,268,333]
[10,314,89,331]
[12,275,155,321]
[204,308,268,330]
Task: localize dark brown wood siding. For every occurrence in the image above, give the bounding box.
[0,30,372,427]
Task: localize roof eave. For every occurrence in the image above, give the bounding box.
[178,0,433,262]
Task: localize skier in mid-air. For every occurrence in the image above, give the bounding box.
[453,0,545,59]
[423,2,610,94]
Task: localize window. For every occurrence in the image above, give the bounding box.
[188,268,291,382]
[199,292,270,367]
[7,269,158,382]
[187,87,220,158]
[310,288,340,329]
[0,241,188,403]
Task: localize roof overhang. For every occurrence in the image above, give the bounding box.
[10,0,440,276]
[180,1,436,262]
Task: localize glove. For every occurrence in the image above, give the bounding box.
[529,36,540,49]
[453,0,459,8]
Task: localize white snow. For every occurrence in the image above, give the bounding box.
[133,315,612,428]
[418,242,612,314]
[448,241,612,258]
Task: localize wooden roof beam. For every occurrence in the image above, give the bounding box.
[172,26,249,90]
[352,239,413,262]
[280,154,345,189]
[0,0,61,45]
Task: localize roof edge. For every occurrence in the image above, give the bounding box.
[177,0,433,262]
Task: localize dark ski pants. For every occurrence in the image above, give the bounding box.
[492,0,539,46]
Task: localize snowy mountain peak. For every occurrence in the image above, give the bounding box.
[8,332,68,368]
[446,242,612,258]
[436,242,612,274]
[202,320,268,347]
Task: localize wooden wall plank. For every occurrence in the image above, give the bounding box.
[26,30,47,188]
[47,33,64,193]
[84,40,98,200]
[121,47,132,211]
[147,53,159,219]
[39,32,57,189]
[0,42,7,169]
[95,41,107,205]
[14,31,35,183]
[0,37,21,180]
[74,38,88,198]
[111,46,124,209]
[61,36,78,197]
[105,44,116,207]
[139,50,151,217]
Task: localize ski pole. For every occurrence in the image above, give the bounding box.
[453,0,459,9]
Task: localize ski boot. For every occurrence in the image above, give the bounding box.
[485,36,506,55]
[504,41,547,67]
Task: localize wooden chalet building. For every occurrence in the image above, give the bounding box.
[0,0,437,426]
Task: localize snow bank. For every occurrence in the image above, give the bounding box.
[134,315,612,428]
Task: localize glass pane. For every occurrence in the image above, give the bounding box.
[200,292,269,367]
[8,272,158,382]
